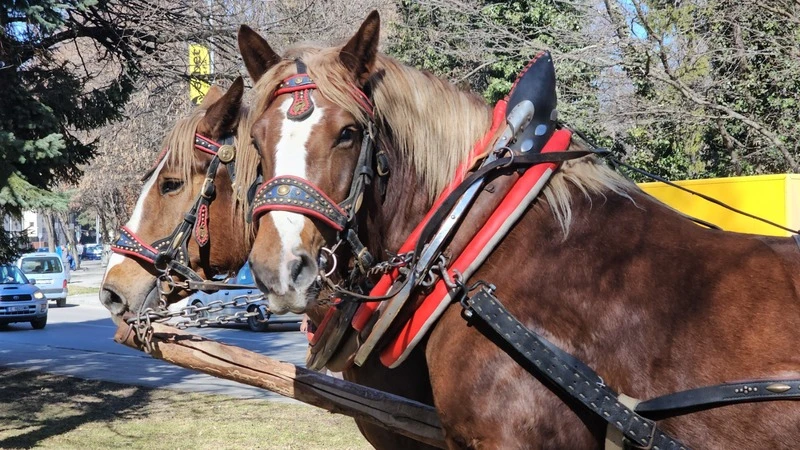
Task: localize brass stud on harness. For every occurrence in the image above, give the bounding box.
[766,383,791,393]
[277,185,290,196]
[218,145,236,163]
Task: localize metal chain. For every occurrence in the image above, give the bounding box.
[366,251,414,277]
[127,293,271,332]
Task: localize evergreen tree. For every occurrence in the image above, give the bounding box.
[0,0,189,260]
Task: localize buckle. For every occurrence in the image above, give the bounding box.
[200,177,215,199]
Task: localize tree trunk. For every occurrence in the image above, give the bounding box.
[56,211,80,270]
[43,211,56,251]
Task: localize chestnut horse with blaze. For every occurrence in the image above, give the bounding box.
[240,11,800,449]
[98,74,438,450]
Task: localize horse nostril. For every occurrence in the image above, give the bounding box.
[99,286,128,321]
[100,287,122,308]
[289,252,317,287]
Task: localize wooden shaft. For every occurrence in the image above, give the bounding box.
[114,321,445,448]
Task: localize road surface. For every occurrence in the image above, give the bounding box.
[0,261,309,400]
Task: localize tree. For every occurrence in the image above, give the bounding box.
[388,0,604,136]
[600,0,800,179]
[0,0,241,259]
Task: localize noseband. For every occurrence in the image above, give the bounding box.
[248,61,385,273]
[111,133,237,284]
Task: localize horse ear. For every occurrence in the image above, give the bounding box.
[339,10,380,83]
[199,77,245,138]
[238,25,280,83]
[199,86,224,109]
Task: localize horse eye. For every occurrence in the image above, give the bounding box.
[159,179,184,195]
[336,127,355,146]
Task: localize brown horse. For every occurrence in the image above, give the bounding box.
[241,11,800,449]
[98,63,438,450]
[99,78,259,323]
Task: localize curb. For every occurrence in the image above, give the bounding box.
[65,293,103,307]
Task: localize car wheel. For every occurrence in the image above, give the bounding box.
[192,301,208,319]
[56,298,66,307]
[31,316,47,329]
[247,312,268,332]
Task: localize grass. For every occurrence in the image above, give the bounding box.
[0,367,371,450]
[67,285,100,296]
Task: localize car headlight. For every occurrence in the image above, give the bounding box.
[33,291,45,300]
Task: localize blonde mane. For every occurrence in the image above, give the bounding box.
[251,47,492,198]
[542,140,636,235]
[249,45,635,234]
[158,105,259,244]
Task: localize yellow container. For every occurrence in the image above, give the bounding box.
[638,174,800,237]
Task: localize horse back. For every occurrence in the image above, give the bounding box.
[425,187,800,449]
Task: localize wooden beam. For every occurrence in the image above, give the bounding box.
[114,321,445,448]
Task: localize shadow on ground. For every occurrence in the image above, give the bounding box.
[0,367,152,448]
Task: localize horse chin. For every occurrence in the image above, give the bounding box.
[266,290,309,315]
[264,278,323,315]
[143,285,160,311]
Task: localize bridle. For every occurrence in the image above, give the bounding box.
[111,133,238,287]
[248,60,387,281]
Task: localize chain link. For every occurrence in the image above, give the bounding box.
[129,250,416,349]
[127,293,270,338]
[367,251,414,277]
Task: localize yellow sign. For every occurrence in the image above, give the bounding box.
[639,174,800,236]
[189,44,211,104]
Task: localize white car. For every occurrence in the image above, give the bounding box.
[17,252,69,307]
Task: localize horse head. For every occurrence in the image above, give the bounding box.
[239,13,382,314]
[100,78,259,324]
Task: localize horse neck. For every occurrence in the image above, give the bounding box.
[363,58,492,254]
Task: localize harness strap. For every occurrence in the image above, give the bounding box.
[794,234,800,250]
[634,378,800,420]
[605,394,642,450]
[463,287,689,450]
[250,175,350,231]
[112,132,234,284]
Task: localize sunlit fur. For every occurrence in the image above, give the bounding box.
[250,47,493,199]
[543,148,635,236]
[158,106,261,244]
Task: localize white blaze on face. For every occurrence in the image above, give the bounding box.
[268,98,324,293]
[103,153,170,282]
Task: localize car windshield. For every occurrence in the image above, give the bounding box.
[20,256,63,274]
[0,265,28,284]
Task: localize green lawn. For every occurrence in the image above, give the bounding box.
[67,285,100,296]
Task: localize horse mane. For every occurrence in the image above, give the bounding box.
[158,105,258,244]
[542,139,636,236]
[248,44,634,235]
[251,46,492,198]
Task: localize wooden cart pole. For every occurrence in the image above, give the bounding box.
[114,321,445,448]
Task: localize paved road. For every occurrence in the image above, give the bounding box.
[0,261,309,401]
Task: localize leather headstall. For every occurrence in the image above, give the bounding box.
[248,59,379,274]
[111,133,237,284]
